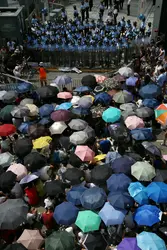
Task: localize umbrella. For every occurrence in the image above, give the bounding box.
[91,164,112,185]
[103,77,122,89]
[78,96,93,108]
[18,122,32,134]
[24,152,46,172]
[131,161,156,181]
[33,136,52,149]
[107,173,131,192]
[102,107,121,123]
[28,124,46,139]
[57,92,72,99]
[68,119,88,131]
[7,164,28,181]
[112,156,135,175]
[56,102,72,110]
[128,182,149,205]
[125,152,142,162]
[69,152,83,168]
[59,136,71,151]
[137,231,166,250]
[80,187,106,210]
[39,104,54,117]
[74,86,92,93]
[145,182,167,203]
[134,205,161,226]
[118,67,133,77]
[25,104,38,117]
[120,103,137,111]
[83,232,108,250]
[20,98,33,106]
[143,98,159,108]
[4,243,27,250]
[0,105,15,122]
[71,107,91,117]
[75,145,95,162]
[36,86,59,99]
[155,103,167,126]
[11,105,30,118]
[0,90,7,100]
[16,82,32,93]
[0,124,16,136]
[52,75,72,85]
[49,121,67,135]
[71,95,80,105]
[45,231,75,250]
[135,107,154,118]
[51,110,71,122]
[17,229,44,250]
[125,116,144,130]
[154,169,167,182]
[126,76,138,86]
[113,90,133,104]
[70,131,88,145]
[99,202,127,226]
[108,191,134,210]
[117,238,140,250]
[139,84,161,99]
[0,152,14,168]
[2,91,17,103]
[83,125,95,138]
[66,186,87,205]
[0,199,28,229]
[63,168,84,185]
[75,210,101,233]
[130,128,153,141]
[44,180,65,196]
[93,154,106,163]
[121,109,136,120]
[20,174,39,185]
[108,124,130,143]
[141,141,161,157]
[0,171,16,192]
[14,138,33,158]
[39,117,51,125]
[94,74,107,83]
[53,202,79,225]
[94,92,112,106]
[81,75,97,89]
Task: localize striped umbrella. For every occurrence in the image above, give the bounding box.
[155,104,167,126]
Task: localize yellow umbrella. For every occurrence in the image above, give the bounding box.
[33,136,52,149]
[93,154,106,163]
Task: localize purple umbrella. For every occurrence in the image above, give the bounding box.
[117,238,140,250]
[51,110,71,122]
[19,174,39,185]
[112,156,135,175]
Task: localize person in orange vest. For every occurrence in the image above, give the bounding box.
[39,62,47,87]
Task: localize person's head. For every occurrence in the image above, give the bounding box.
[160,68,165,74]
[13,134,18,140]
[144,75,151,84]
[73,5,76,10]
[1,136,7,141]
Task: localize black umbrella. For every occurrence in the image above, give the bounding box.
[4,243,27,250]
[81,75,97,89]
[28,124,46,139]
[0,171,16,193]
[69,152,83,168]
[2,91,17,104]
[154,169,167,183]
[125,152,142,162]
[63,168,85,185]
[59,136,71,151]
[24,152,46,172]
[83,232,108,250]
[44,180,65,196]
[36,86,59,99]
[91,164,112,185]
[108,124,131,143]
[14,138,33,158]
[141,141,161,157]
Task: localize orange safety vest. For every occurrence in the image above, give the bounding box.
[39,67,46,80]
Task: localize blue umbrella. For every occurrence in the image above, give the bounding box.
[137,231,166,250]
[94,92,112,106]
[130,128,153,141]
[134,205,161,227]
[52,75,72,85]
[145,182,167,203]
[56,102,72,110]
[53,202,79,225]
[75,86,92,93]
[99,202,127,226]
[112,156,135,175]
[128,182,149,205]
[71,107,91,116]
[139,84,161,99]
[108,191,134,209]
[38,117,51,125]
[18,122,31,134]
[143,99,159,108]
[80,187,106,210]
[78,97,93,108]
[39,104,54,117]
[105,152,121,166]
[102,107,121,123]
[20,174,39,184]
[126,76,138,86]
[66,186,87,205]
[107,173,132,192]
[16,82,32,93]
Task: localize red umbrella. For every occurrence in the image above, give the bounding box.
[51,110,71,122]
[0,124,16,136]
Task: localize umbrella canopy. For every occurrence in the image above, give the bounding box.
[130,128,153,141]
[56,102,72,110]
[0,124,16,136]
[2,91,17,103]
[117,238,140,250]
[4,243,27,250]
[131,161,156,181]
[20,98,33,106]
[39,104,54,117]
[0,199,28,229]
[39,117,51,126]
[70,131,88,145]
[33,136,52,149]
[63,168,84,185]
[71,107,91,117]
[81,75,97,89]
[145,182,167,203]
[11,105,30,118]
[108,191,134,210]
[154,169,167,182]
[14,138,33,158]
[49,121,67,135]
[103,77,122,89]
[139,84,161,99]
[17,229,44,250]
[51,110,71,122]
[99,202,127,226]
[75,145,95,162]
[7,164,27,181]
[94,92,112,106]
[80,187,106,210]
[125,152,142,162]
[120,103,137,111]
[135,107,154,118]
[155,103,167,126]
[53,201,79,225]
[69,152,83,168]
[141,141,161,157]
[105,151,121,165]
[108,123,130,143]
[83,232,108,250]
[36,86,59,99]
[20,174,39,185]
[113,90,133,104]
[75,210,101,233]
[66,186,87,205]
[137,231,166,250]
[0,171,16,192]
[126,76,138,86]
[45,231,75,250]
[52,75,72,85]
[44,180,65,196]
[143,98,159,109]
[107,173,131,192]
[78,96,93,108]
[0,90,7,100]
[57,92,72,99]
[24,152,46,172]
[118,67,133,77]
[16,82,32,94]
[0,105,15,122]
[125,116,144,130]
[91,164,112,185]
[28,124,46,139]
[134,205,161,227]
[0,152,14,168]
[102,107,121,123]
[112,156,135,175]
[122,110,136,120]
[74,86,92,93]
[25,104,38,117]
[83,125,95,138]
[128,182,149,205]
[69,119,88,131]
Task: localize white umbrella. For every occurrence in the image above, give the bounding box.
[70,131,88,145]
[0,152,14,168]
[25,104,39,116]
[131,161,156,181]
[20,98,33,106]
[118,67,133,78]
[71,96,80,106]
[0,91,7,100]
[49,121,67,135]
